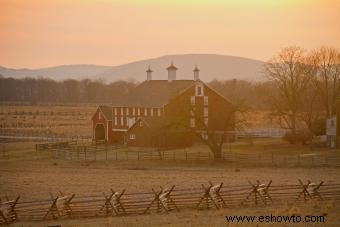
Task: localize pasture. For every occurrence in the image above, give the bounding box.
[0,104,339,226]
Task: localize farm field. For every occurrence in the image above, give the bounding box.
[0,104,279,139]
[0,105,339,226]
[1,140,340,200]
[0,104,97,138]
[1,142,340,226]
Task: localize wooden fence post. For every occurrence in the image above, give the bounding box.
[84,147,87,161]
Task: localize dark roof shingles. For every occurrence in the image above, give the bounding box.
[112,80,195,107]
[99,105,112,120]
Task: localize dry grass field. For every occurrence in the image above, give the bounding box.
[0,105,279,139]
[1,141,340,226]
[0,105,339,226]
[0,104,96,137]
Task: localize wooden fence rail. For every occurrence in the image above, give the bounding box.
[1,180,340,224]
[35,142,340,167]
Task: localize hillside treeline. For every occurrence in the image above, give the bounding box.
[0,76,266,109]
[0,77,136,104]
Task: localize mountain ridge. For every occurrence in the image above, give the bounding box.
[0,54,265,82]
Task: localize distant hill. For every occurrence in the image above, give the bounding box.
[0,54,265,82]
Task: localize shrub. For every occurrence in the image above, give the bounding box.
[283,130,310,145]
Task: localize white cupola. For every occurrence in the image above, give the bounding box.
[146,65,152,81]
[166,61,177,81]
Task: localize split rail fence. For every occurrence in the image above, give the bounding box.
[1,180,340,225]
[35,142,340,167]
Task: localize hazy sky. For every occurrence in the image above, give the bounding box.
[0,0,339,68]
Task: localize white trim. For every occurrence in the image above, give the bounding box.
[195,83,204,96]
[112,129,128,132]
[106,121,108,141]
[190,96,195,105]
[204,107,208,117]
[204,96,209,105]
[190,118,195,128]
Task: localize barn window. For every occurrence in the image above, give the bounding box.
[126,108,129,115]
[202,133,208,140]
[129,134,136,140]
[195,85,203,96]
[114,108,117,115]
[121,117,124,126]
[144,108,148,116]
[137,108,140,116]
[158,109,161,117]
[151,108,154,116]
[190,118,195,128]
[120,108,123,115]
[132,108,135,116]
[204,96,209,105]
[204,107,208,117]
[204,117,208,126]
[190,96,195,105]
[114,117,117,125]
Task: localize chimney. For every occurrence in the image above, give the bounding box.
[166,61,177,81]
[146,65,152,81]
[193,65,200,81]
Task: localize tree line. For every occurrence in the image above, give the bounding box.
[0,77,136,104]
[0,74,266,109]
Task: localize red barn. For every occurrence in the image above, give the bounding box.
[92,63,235,148]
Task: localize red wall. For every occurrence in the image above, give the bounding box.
[163,83,235,132]
[126,121,153,147]
[92,109,108,141]
[93,82,235,146]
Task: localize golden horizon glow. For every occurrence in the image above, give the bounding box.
[0,0,339,68]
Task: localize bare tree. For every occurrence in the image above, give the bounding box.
[263,46,313,143]
[194,106,248,161]
[310,46,340,118]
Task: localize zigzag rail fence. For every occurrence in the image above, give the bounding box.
[35,142,340,167]
[1,180,340,225]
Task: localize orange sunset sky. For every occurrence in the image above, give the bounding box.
[0,0,339,68]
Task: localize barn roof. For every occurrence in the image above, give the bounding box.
[112,80,195,107]
[98,105,112,120]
